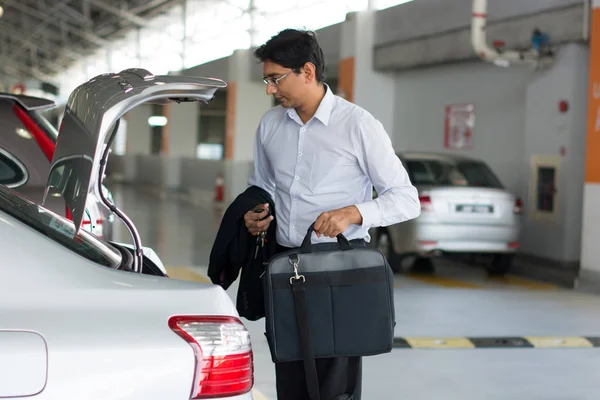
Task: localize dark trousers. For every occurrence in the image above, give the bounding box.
[273,241,365,400]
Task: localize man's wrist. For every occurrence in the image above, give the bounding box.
[343,205,363,225]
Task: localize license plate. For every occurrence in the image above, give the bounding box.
[455,204,494,213]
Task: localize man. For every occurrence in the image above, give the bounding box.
[245,28,420,399]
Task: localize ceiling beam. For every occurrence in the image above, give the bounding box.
[88,0,152,28]
[0,23,76,72]
[3,0,109,47]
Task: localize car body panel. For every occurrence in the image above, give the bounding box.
[382,152,521,257]
[44,69,226,233]
[0,192,249,399]
[0,70,251,399]
[0,331,47,398]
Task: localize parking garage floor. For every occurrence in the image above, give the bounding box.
[109,184,600,400]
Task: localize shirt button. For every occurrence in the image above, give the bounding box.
[298,152,303,156]
[295,176,299,180]
[291,224,295,228]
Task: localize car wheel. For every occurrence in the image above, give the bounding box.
[409,256,436,274]
[487,254,514,275]
[373,229,402,273]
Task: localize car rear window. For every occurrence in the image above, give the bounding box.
[0,186,121,267]
[405,159,504,189]
[0,151,26,186]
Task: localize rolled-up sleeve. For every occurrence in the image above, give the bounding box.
[248,119,276,197]
[353,114,421,228]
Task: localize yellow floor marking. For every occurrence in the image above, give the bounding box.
[405,337,475,349]
[405,273,484,289]
[165,266,210,283]
[525,336,593,348]
[488,275,559,290]
[252,388,269,400]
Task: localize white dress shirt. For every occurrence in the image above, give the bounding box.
[248,85,420,248]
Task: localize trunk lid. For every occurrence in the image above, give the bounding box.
[42,68,226,233]
[422,186,517,226]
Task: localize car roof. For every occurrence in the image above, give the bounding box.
[397,151,482,164]
[0,93,55,111]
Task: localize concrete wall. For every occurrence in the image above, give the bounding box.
[521,44,589,263]
[393,61,532,195]
[375,0,583,45]
[374,0,586,71]
[316,23,342,79]
[183,56,230,81]
[392,43,588,263]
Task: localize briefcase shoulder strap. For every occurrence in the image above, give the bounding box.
[290,254,321,400]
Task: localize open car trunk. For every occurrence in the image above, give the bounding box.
[43,68,226,234]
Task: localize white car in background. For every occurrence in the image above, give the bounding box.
[0,69,254,399]
[373,152,522,274]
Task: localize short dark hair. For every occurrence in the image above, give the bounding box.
[254,29,325,83]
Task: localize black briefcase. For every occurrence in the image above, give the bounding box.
[262,223,396,364]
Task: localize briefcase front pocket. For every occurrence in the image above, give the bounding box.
[331,277,394,356]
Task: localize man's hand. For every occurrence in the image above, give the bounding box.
[313,205,363,238]
[244,203,274,236]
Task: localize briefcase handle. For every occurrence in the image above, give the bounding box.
[300,222,352,252]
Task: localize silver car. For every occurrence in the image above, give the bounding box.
[0,93,114,239]
[0,69,254,399]
[373,152,522,274]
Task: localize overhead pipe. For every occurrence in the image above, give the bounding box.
[583,0,591,41]
[471,0,554,68]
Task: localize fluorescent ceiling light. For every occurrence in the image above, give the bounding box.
[148,116,168,127]
[16,128,32,139]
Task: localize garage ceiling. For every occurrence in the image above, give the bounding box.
[0,0,182,84]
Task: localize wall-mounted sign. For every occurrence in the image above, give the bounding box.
[444,103,474,150]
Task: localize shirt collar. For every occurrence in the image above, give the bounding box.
[286,84,334,127]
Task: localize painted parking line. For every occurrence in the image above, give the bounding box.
[487,274,559,290]
[165,266,211,283]
[404,337,475,349]
[393,336,600,349]
[252,388,270,400]
[525,336,594,348]
[166,266,270,399]
[404,272,484,289]
[397,272,558,291]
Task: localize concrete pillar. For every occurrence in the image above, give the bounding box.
[580,0,600,286]
[162,102,199,190]
[165,102,198,158]
[123,103,152,182]
[223,49,272,202]
[339,10,396,140]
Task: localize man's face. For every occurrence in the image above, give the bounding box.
[262,60,304,108]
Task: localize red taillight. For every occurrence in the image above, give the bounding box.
[508,242,520,249]
[82,219,103,226]
[65,206,73,221]
[419,195,432,212]
[514,198,523,214]
[169,316,253,399]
